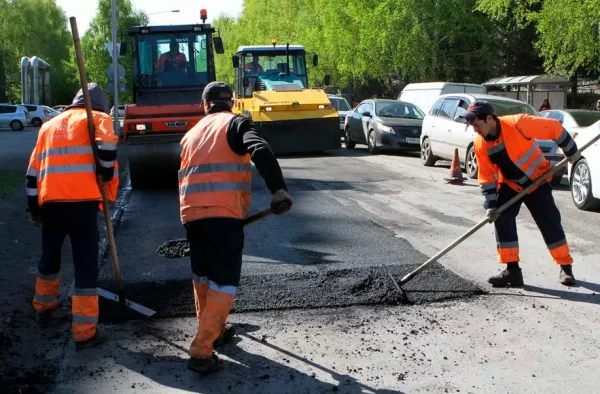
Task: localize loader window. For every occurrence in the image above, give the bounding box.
[242,51,308,88]
[134,32,210,89]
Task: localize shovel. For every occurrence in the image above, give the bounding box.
[69,16,155,317]
[397,131,600,287]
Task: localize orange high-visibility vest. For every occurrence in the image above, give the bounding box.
[178,111,252,224]
[157,52,187,71]
[474,114,575,208]
[26,109,119,206]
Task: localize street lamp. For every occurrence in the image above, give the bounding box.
[143,10,180,26]
[147,10,180,16]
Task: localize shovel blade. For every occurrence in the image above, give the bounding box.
[97,287,156,317]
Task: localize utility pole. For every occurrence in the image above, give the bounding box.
[111,0,119,134]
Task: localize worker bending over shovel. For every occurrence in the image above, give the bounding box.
[461,100,579,287]
[26,83,119,349]
[178,81,292,374]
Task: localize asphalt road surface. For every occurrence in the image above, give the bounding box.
[97,145,482,321]
[3,130,599,393]
[0,126,39,171]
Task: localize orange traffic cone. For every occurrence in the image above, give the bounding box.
[444,148,466,184]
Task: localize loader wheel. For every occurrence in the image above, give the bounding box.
[345,128,355,149]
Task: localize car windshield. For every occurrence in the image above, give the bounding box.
[329,97,351,111]
[570,111,600,127]
[486,99,538,116]
[375,102,424,119]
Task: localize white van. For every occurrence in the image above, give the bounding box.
[398,82,486,115]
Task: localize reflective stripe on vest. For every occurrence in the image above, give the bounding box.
[485,136,547,188]
[32,109,119,206]
[38,145,93,162]
[179,112,252,223]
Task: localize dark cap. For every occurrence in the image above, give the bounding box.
[459,100,495,122]
[202,81,233,104]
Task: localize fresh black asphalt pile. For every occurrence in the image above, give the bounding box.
[98,263,484,322]
[156,238,189,258]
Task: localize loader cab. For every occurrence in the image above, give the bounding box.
[232,44,317,99]
[122,21,224,107]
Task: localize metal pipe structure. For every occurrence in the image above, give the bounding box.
[20,56,30,103]
[20,56,51,104]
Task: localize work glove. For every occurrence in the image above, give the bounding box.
[486,208,500,223]
[28,212,42,227]
[567,151,581,164]
[271,189,293,215]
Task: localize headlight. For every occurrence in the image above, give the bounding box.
[379,125,394,133]
[556,147,563,154]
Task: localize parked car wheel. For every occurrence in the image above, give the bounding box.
[465,144,478,179]
[421,137,436,166]
[367,130,378,154]
[344,128,355,149]
[31,117,42,127]
[570,159,600,210]
[10,120,24,131]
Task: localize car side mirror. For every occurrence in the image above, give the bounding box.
[119,42,127,56]
[232,56,239,68]
[323,74,331,86]
[313,53,318,67]
[454,114,467,124]
[362,111,371,117]
[213,37,224,54]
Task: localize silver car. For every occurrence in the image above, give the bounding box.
[0,104,30,131]
[327,94,352,133]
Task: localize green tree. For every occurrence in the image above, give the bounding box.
[531,0,600,76]
[81,0,146,104]
[0,0,78,104]
[214,0,500,98]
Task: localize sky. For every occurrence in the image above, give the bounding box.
[55,0,244,34]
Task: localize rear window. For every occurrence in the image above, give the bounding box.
[570,111,600,127]
[486,99,538,116]
[0,105,17,114]
[329,97,351,111]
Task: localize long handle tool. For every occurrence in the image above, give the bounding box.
[69,16,155,317]
[398,132,600,287]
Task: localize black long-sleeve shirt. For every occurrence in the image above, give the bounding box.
[208,104,287,194]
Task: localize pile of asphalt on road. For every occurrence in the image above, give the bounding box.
[157,238,190,258]
[97,263,485,322]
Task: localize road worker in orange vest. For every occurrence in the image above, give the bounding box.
[26,83,119,349]
[179,81,292,374]
[460,100,580,287]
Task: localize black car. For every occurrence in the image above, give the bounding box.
[344,99,425,154]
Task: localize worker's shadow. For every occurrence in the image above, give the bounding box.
[524,281,600,305]
[114,323,406,394]
[494,281,600,305]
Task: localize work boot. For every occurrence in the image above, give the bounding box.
[213,323,236,347]
[75,330,108,350]
[187,353,222,375]
[559,265,575,286]
[488,268,524,287]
